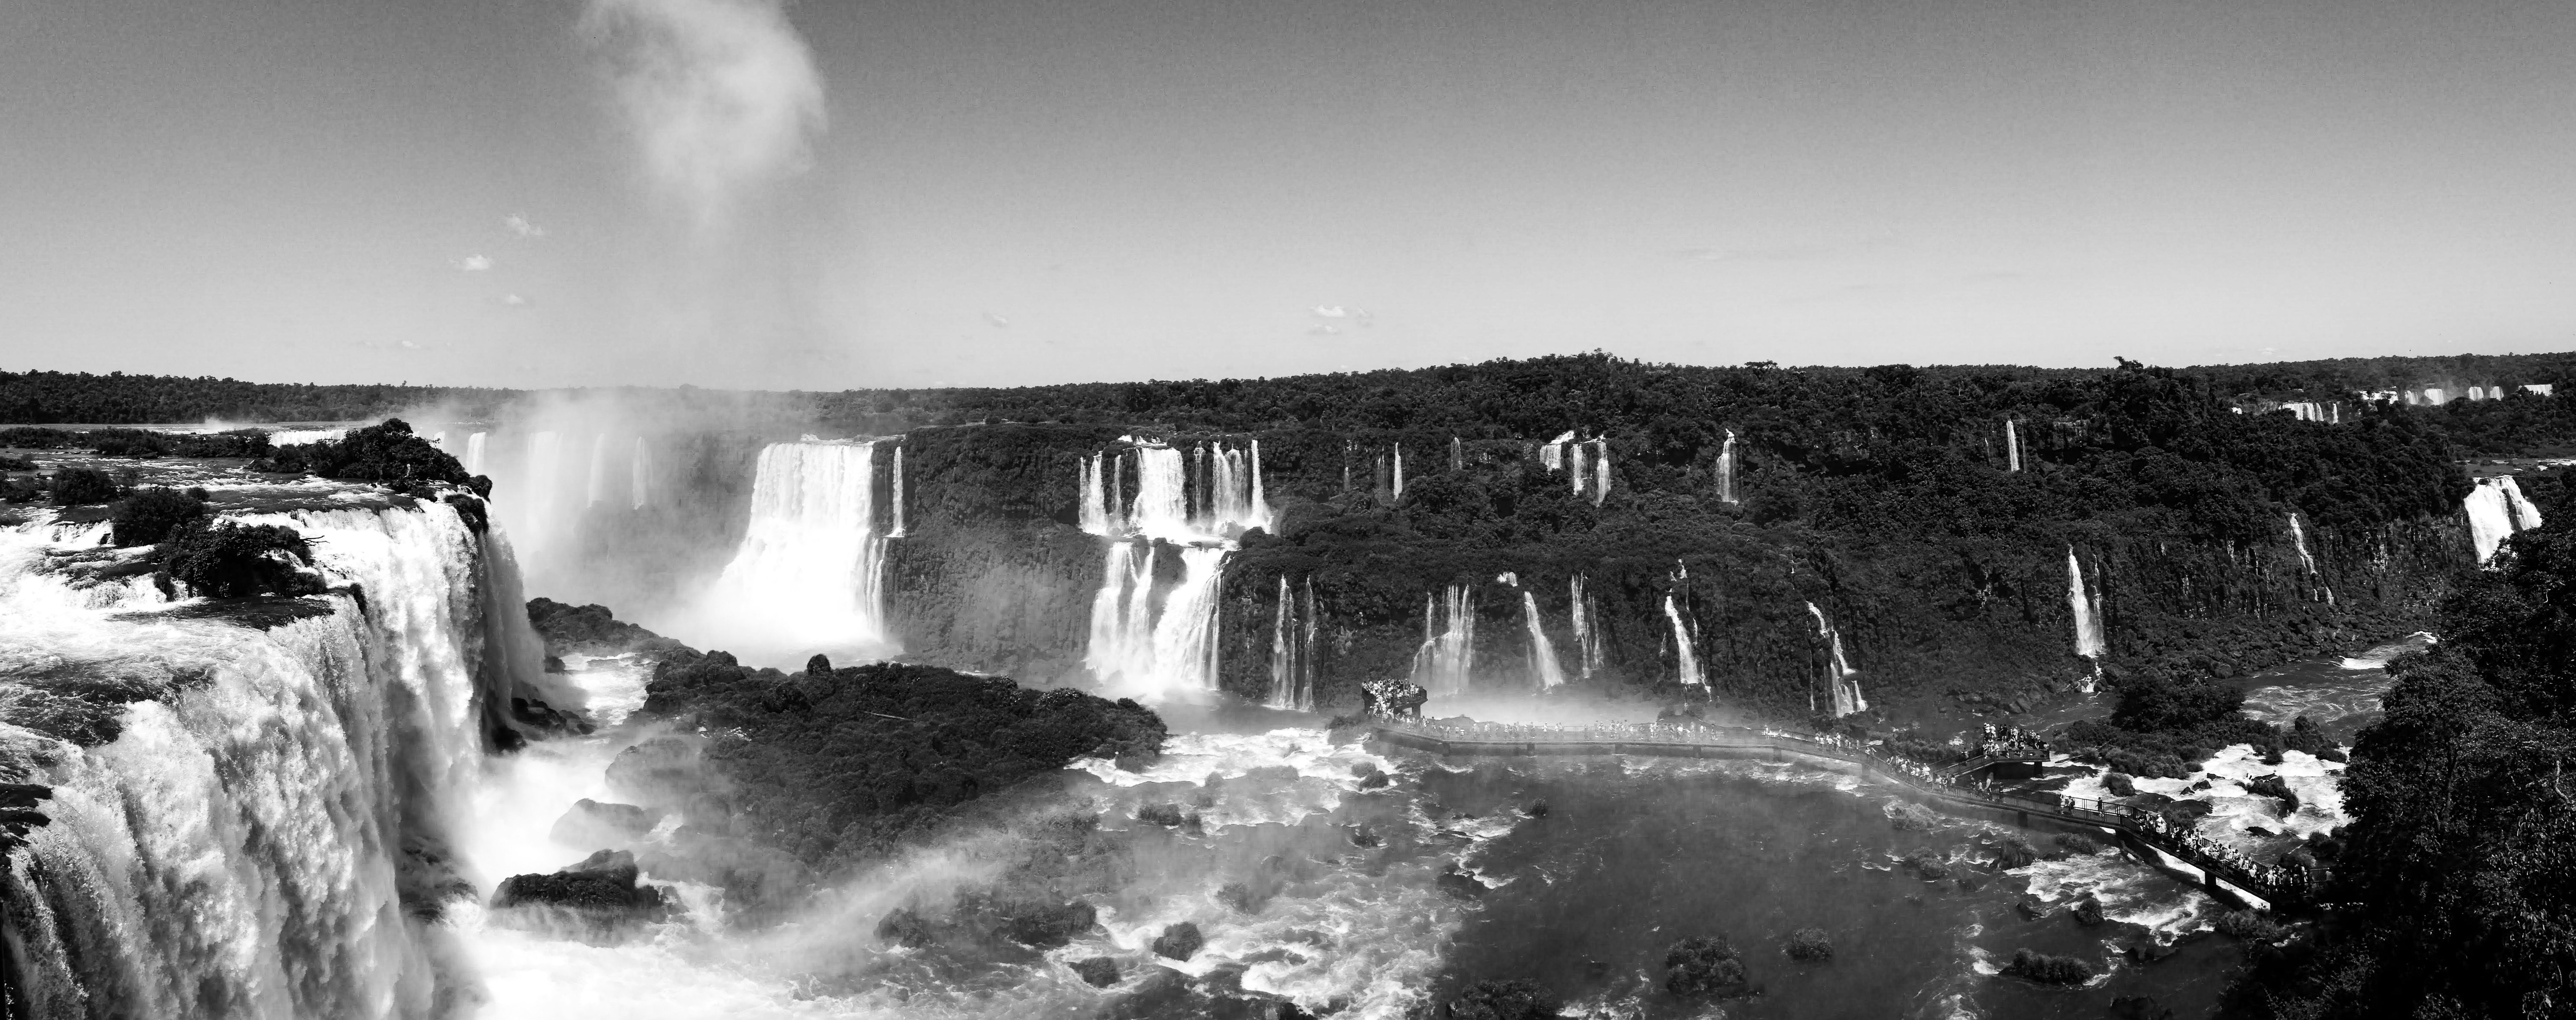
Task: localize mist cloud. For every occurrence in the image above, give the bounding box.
[579,0,827,225]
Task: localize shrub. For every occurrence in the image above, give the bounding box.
[253,419,469,488]
[2002,949,2096,985]
[1787,928,1833,961]
[110,487,207,547]
[1990,836,2038,870]
[2214,909,2288,943]
[48,466,120,505]
[1664,935,1748,997]
[0,454,34,471]
[1446,978,1558,1020]
[1136,803,1186,827]
[1888,800,1941,831]
[152,519,325,599]
[2102,772,2137,797]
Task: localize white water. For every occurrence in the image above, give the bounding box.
[0,501,513,1019]
[2068,546,2105,660]
[1661,595,1703,687]
[268,427,349,447]
[1078,452,1115,536]
[1410,585,1476,697]
[466,432,489,476]
[1392,443,1405,500]
[2004,419,2020,473]
[1715,429,1737,504]
[1520,591,1566,690]
[2464,475,2544,564]
[584,433,609,507]
[691,441,893,664]
[1806,601,1866,716]
[888,446,907,538]
[1589,440,1610,505]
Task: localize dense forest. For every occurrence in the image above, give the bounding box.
[2221,504,2576,1019]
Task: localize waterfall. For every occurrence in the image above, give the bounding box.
[888,446,907,538]
[1661,595,1703,687]
[1540,430,1573,471]
[1249,441,1268,531]
[1409,585,1476,697]
[1716,430,1737,504]
[1518,591,1566,690]
[1084,542,1227,700]
[0,501,531,1019]
[1569,575,1605,678]
[1590,440,1610,505]
[2005,420,2021,472]
[1393,443,1405,500]
[1268,576,1319,710]
[2465,475,2546,564]
[465,431,488,475]
[1568,440,1588,495]
[1806,602,1866,716]
[1089,440,1268,540]
[1130,446,1192,540]
[2288,513,2316,574]
[1450,436,1463,471]
[629,436,652,510]
[2068,546,2105,659]
[584,433,608,507]
[1079,453,1112,536]
[696,441,893,661]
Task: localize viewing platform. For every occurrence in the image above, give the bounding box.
[1364,720,2322,912]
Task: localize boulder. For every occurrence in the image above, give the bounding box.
[1070,956,1120,988]
[2001,949,2095,986]
[2072,896,2106,926]
[488,850,674,941]
[1663,935,1749,998]
[1786,928,1833,961]
[1152,921,1205,961]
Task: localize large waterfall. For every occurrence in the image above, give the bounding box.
[0,500,529,1019]
[2004,419,2022,472]
[628,436,651,510]
[2465,475,2545,564]
[1085,544,1228,699]
[1569,575,1605,678]
[2068,546,2106,660]
[1541,433,1611,504]
[1662,595,1703,687]
[1079,438,1272,700]
[465,431,489,476]
[693,440,894,663]
[1806,602,1866,716]
[1410,585,1476,697]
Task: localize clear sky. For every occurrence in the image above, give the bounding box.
[3,0,2571,389]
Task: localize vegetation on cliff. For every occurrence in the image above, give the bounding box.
[637,650,1166,864]
[252,418,480,492]
[151,518,327,600]
[2221,509,2576,1018]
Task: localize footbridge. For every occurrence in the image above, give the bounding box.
[1364,721,2322,911]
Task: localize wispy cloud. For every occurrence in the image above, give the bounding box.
[579,0,827,225]
[500,294,531,308]
[504,214,546,239]
[457,254,493,271]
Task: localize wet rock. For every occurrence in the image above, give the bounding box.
[2014,898,2049,921]
[489,850,674,941]
[1358,771,1391,791]
[1210,997,1314,1020]
[2072,896,2106,927]
[1104,968,1197,1019]
[1136,803,1187,827]
[1954,874,1987,893]
[1347,823,1382,848]
[2125,942,2177,965]
[1899,848,1952,881]
[876,907,936,948]
[1989,836,2038,870]
[548,799,662,849]
[2102,773,2137,797]
[1152,921,1205,961]
[1887,800,1941,831]
[1218,881,1259,913]
[2245,774,2300,815]
[2054,832,2105,857]
[1070,956,1120,988]
[1437,865,1488,900]
[1524,799,1550,817]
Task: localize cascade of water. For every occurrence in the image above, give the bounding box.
[0,501,530,1019]
[1569,575,1605,678]
[1568,439,1588,495]
[2288,513,2316,574]
[1716,430,1737,504]
[1450,436,1463,471]
[1662,595,1703,687]
[1806,601,1867,716]
[1249,440,1269,531]
[2466,476,2546,564]
[1129,446,1192,541]
[1393,443,1405,500]
[1410,585,1476,696]
[2005,420,2021,472]
[1519,591,1566,690]
[1540,430,1573,471]
[523,430,563,553]
[1267,575,1319,710]
[697,441,892,659]
[1590,439,1611,505]
[630,436,652,510]
[2069,546,2106,659]
[584,433,608,507]
[1079,453,1111,536]
[465,431,488,476]
[888,446,907,538]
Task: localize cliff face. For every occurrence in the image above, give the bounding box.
[872,419,2475,718]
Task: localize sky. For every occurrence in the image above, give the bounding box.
[1,0,2571,390]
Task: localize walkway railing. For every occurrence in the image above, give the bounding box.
[1367,719,2321,908]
